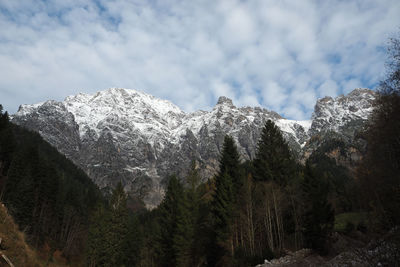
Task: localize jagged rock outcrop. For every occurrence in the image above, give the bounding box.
[309,88,375,138]
[11,88,375,208]
[302,88,376,169]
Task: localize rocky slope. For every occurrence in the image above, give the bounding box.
[11,88,375,208]
[303,88,375,170]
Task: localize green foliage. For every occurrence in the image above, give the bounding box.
[253,120,296,185]
[357,35,400,228]
[86,204,109,266]
[213,172,233,243]
[6,89,398,266]
[208,136,244,265]
[157,175,194,266]
[86,183,132,266]
[218,135,242,199]
[308,139,356,212]
[107,182,130,265]
[0,107,103,261]
[301,163,334,254]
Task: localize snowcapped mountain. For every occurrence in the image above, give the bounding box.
[309,88,375,136]
[12,87,375,208]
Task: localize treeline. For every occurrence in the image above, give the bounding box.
[0,107,103,262]
[356,36,400,229]
[84,33,400,265]
[113,120,340,267]
[84,119,352,266]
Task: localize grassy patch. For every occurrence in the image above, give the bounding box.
[0,203,42,266]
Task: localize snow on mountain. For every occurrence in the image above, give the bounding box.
[310,88,375,136]
[12,87,375,208]
[64,88,184,144]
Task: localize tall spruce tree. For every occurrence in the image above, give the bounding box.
[173,191,193,267]
[301,163,334,254]
[86,204,109,266]
[209,135,242,265]
[185,160,202,264]
[107,182,129,266]
[158,175,194,267]
[210,172,233,266]
[217,136,242,199]
[0,106,14,174]
[87,182,130,266]
[253,120,295,185]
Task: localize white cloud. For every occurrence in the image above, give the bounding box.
[262,82,287,110]
[341,79,363,94]
[318,80,339,98]
[0,0,399,120]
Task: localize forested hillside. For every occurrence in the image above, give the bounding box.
[0,107,104,264]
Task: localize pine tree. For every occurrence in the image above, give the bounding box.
[125,214,143,266]
[301,163,334,254]
[9,170,35,230]
[107,182,129,266]
[185,160,202,264]
[218,135,242,199]
[209,135,242,265]
[0,106,14,175]
[158,175,186,266]
[3,150,31,220]
[86,204,109,266]
[173,191,193,267]
[253,120,295,185]
[211,172,233,265]
[87,182,130,266]
[0,105,9,130]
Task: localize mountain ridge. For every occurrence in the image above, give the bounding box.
[12,87,376,208]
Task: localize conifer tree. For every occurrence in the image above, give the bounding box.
[185,160,202,264]
[173,191,193,267]
[209,135,242,265]
[107,182,129,266]
[0,111,103,260]
[6,160,34,229]
[0,105,9,130]
[158,175,187,266]
[0,106,14,174]
[87,182,130,266]
[3,150,31,220]
[253,120,295,185]
[301,163,334,254]
[218,135,242,198]
[86,204,109,266]
[358,35,400,226]
[210,172,233,265]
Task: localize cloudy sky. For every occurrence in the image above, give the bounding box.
[1,0,399,120]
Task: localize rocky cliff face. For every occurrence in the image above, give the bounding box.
[11,88,376,208]
[303,88,376,170]
[309,88,375,138]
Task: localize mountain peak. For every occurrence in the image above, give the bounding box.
[310,88,376,136]
[216,96,235,107]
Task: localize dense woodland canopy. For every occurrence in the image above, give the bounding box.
[0,36,399,266]
[0,107,104,262]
